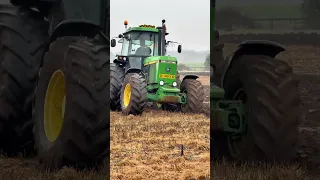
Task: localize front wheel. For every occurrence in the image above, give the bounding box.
[33,37,109,170]
[179,79,204,113]
[110,63,125,111]
[121,73,147,115]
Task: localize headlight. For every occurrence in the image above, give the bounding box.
[172,82,177,87]
[159,81,164,86]
[123,57,126,60]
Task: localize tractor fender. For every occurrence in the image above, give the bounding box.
[49,20,101,43]
[125,67,142,74]
[182,74,199,82]
[220,40,286,87]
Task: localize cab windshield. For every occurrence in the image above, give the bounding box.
[119,31,159,56]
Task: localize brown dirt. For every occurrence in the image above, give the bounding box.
[0,156,109,180]
[220,33,320,45]
[110,111,210,179]
[197,76,210,116]
[212,43,320,179]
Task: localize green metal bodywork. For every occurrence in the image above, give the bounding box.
[211,0,245,134]
[211,85,245,133]
[144,56,186,104]
[144,56,177,85]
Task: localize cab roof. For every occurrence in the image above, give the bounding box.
[124,26,159,34]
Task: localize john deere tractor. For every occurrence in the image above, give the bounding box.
[211,0,300,163]
[110,20,204,115]
[0,0,109,170]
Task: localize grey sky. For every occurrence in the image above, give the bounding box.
[110,0,210,53]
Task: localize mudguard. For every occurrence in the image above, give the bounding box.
[219,40,286,87]
[182,75,199,81]
[125,68,142,74]
[181,75,199,88]
[23,0,110,42]
[49,20,101,42]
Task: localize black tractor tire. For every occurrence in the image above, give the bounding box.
[121,73,147,115]
[33,37,109,170]
[110,63,124,111]
[0,5,48,156]
[212,55,300,163]
[180,79,204,113]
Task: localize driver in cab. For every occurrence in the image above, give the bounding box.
[135,38,152,56]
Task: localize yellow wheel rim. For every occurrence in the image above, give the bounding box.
[44,70,66,142]
[156,103,162,108]
[123,83,131,107]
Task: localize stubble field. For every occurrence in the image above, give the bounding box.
[211,43,320,180]
[110,75,210,179]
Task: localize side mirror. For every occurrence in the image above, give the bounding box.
[118,34,123,38]
[111,39,116,47]
[177,45,182,53]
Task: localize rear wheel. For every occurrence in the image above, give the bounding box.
[212,55,300,163]
[0,5,47,155]
[179,79,204,113]
[33,37,109,169]
[110,63,124,111]
[121,73,147,115]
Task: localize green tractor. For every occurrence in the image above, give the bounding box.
[211,0,300,163]
[0,0,109,171]
[110,20,204,115]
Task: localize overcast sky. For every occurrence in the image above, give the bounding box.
[110,0,210,53]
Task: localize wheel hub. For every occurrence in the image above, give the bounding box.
[44,70,66,142]
[123,83,131,107]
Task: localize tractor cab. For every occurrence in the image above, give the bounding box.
[111,20,181,67]
[119,30,158,56]
[115,28,159,70]
[111,20,182,87]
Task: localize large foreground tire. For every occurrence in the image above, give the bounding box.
[33,37,109,169]
[121,73,147,115]
[110,63,124,111]
[212,55,300,163]
[180,79,204,113]
[0,5,47,155]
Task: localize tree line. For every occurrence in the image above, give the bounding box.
[216,0,320,30]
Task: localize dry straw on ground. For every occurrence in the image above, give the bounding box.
[110,110,210,179]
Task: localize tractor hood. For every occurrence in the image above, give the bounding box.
[144,56,178,86]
